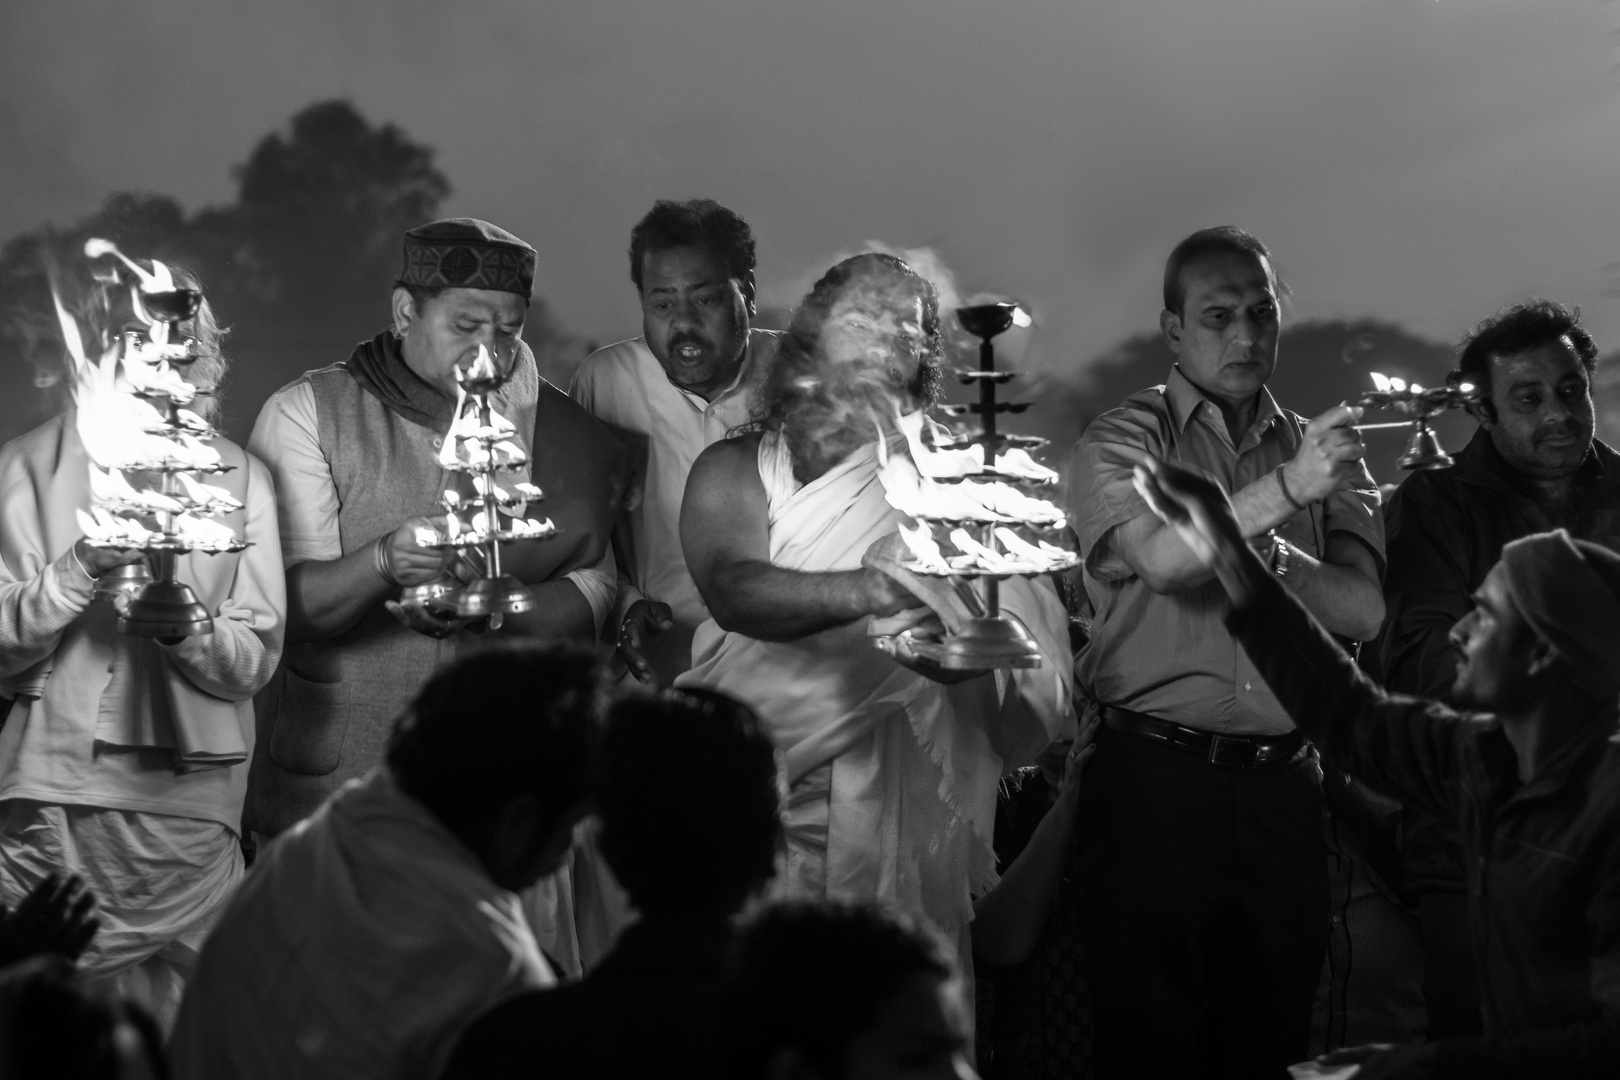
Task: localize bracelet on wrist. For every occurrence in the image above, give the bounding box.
[373,536,400,587]
[1274,464,1307,513]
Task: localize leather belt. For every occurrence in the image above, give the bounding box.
[1100,704,1305,770]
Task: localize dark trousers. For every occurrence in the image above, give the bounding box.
[1417,891,1483,1039]
[1076,728,1330,1080]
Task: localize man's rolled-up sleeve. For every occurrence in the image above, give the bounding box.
[564,546,617,640]
[247,382,342,568]
[161,454,287,701]
[1323,462,1386,574]
[1067,413,1160,583]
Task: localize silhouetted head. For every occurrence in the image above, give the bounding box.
[0,956,167,1080]
[630,199,758,401]
[1159,226,1282,412]
[1455,299,1598,481]
[387,643,602,891]
[724,900,972,1080]
[596,687,782,919]
[1449,529,1620,714]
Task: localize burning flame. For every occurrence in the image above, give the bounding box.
[456,343,500,386]
[898,520,952,573]
[1010,306,1033,329]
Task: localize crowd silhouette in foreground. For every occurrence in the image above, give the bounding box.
[0,201,1617,1080]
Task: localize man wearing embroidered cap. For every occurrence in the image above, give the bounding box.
[1135,452,1620,1078]
[246,217,624,840]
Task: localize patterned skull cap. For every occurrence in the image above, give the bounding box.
[399,217,536,300]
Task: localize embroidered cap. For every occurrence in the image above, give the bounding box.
[398,218,535,300]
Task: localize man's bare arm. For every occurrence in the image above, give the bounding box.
[682,437,918,643]
[501,578,596,644]
[286,516,449,644]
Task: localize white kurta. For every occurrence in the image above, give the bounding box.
[169,769,552,1080]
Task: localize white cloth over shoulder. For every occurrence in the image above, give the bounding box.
[168,769,551,1080]
[678,431,1072,938]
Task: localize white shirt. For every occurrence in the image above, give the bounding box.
[568,330,779,646]
[247,381,616,632]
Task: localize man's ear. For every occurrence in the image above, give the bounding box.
[741,270,758,320]
[1160,309,1183,356]
[1525,636,1561,679]
[391,287,418,338]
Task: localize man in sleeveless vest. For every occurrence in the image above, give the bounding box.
[677,254,1072,960]
[0,266,285,1029]
[247,218,623,839]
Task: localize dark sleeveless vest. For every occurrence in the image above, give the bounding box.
[248,335,625,835]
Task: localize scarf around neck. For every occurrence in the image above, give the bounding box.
[344,330,540,430]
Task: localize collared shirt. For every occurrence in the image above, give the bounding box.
[248,382,616,632]
[569,330,779,681]
[1068,366,1384,735]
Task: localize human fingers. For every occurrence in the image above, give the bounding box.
[619,618,652,682]
[1307,403,1363,433]
[645,601,675,633]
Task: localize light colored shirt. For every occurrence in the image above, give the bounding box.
[169,768,552,1080]
[569,330,779,680]
[0,417,285,828]
[1068,366,1384,736]
[247,382,616,631]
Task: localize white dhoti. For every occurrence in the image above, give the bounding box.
[678,432,1072,945]
[0,799,241,1030]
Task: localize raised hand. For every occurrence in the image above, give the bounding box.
[1130,457,1245,571]
[1281,404,1366,504]
[1058,700,1102,806]
[618,599,675,683]
[0,873,100,966]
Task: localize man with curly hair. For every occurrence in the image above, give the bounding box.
[569,199,781,687]
[1366,298,1620,1039]
[678,253,1071,957]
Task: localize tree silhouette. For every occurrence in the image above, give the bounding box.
[0,99,586,446]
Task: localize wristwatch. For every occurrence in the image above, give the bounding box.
[1271,536,1292,578]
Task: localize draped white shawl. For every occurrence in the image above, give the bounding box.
[679,432,1072,937]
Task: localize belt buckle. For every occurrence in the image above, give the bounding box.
[1208,735,1259,769]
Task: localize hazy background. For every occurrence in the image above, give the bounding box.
[4,0,1620,481]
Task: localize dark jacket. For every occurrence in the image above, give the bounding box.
[439,915,731,1080]
[1230,570,1620,1078]
[1366,429,1620,893]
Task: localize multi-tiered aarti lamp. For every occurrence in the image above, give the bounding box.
[875,302,1078,670]
[406,345,555,631]
[69,240,247,642]
[1352,372,1482,471]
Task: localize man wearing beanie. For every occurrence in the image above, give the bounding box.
[1133,454,1620,1079]
[246,218,625,839]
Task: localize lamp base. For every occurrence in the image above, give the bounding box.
[454,575,535,620]
[119,580,213,639]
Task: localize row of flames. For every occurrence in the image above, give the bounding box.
[59,241,243,556]
[877,410,1072,575]
[411,345,555,551]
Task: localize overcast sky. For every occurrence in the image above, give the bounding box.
[4,0,1620,386]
